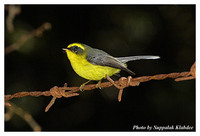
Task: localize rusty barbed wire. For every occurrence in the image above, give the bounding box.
[5,61,195,112]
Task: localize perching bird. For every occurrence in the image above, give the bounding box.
[63,43,160,90]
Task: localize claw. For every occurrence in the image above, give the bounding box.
[96,79,103,89]
[79,80,91,92]
[79,84,85,92]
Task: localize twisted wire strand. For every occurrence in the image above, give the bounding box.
[5,61,195,112]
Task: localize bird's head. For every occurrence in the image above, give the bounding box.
[63,43,86,55]
[63,43,90,62]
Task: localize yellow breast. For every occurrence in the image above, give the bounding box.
[66,50,120,80]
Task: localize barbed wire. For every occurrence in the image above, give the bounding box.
[5,61,195,112]
[5,6,52,130]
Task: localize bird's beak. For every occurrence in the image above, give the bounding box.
[62,48,69,51]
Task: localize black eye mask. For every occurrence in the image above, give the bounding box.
[68,46,84,54]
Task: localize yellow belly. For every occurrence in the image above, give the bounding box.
[66,51,120,80]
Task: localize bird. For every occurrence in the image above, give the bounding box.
[63,43,160,90]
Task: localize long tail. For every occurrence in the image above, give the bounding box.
[116,55,160,63]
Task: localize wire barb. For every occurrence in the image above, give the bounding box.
[5,61,195,111]
[45,84,79,112]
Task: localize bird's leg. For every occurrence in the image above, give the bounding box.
[96,78,103,89]
[79,80,91,92]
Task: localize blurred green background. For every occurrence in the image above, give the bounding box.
[5,5,195,131]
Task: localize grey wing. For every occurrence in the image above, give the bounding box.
[116,55,160,63]
[86,49,135,75]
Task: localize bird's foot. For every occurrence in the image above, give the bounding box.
[96,79,102,89]
[79,80,91,92]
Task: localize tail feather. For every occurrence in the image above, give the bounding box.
[116,56,160,63]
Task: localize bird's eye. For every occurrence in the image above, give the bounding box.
[70,46,83,54]
[71,46,79,53]
[73,46,78,52]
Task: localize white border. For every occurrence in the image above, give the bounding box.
[1,1,199,136]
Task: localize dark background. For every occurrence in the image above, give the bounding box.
[5,5,195,131]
